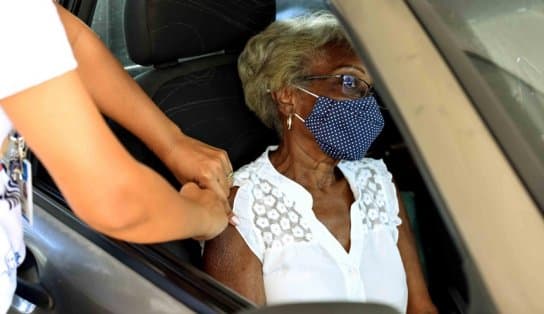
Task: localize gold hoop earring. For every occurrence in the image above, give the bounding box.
[287,114,293,130]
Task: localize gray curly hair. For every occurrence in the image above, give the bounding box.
[238,11,352,135]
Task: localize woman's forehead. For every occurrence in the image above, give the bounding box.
[309,45,369,78]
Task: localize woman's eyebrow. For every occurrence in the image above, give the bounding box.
[336,65,367,75]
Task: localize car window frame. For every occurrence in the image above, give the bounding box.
[58,0,97,25]
[328,1,544,312]
[405,0,544,213]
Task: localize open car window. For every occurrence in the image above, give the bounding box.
[30,0,530,313]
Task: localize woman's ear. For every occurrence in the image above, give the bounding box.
[273,87,295,116]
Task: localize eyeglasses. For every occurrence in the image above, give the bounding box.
[300,74,373,98]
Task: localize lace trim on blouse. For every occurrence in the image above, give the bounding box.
[235,162,313,251]
[343,159,402,233]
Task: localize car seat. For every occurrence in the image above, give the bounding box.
[111,0,277,265]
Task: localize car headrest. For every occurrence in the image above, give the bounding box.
[125,0,276,66]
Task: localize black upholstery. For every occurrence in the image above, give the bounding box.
[125,0,277,67]
[114,0,278,263]
[117,0,278,189]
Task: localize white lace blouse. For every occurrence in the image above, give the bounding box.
[232,146,408,312]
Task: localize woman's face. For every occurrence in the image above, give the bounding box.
[294,43,372,118]
[279,43,376,159]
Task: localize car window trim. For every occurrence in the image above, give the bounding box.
[58,0,97,25]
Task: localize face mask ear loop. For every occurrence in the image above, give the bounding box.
[293,112,306,123]
[291,86,316,124]
[295,85,320,98]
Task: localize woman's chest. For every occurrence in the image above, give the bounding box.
[261,234,407,310]
[314,210,350,253]
[309,184,354,252]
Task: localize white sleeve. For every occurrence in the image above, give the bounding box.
[232,184,266,262]
[0,1,78,99]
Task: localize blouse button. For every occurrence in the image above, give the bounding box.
[348,265,360,277]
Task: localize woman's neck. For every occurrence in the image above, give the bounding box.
[269,139,341,190]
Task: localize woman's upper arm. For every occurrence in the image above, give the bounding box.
[0,71,146,227]
[1,71,136,186]
[393,183,438,313]
[203,188,266,305]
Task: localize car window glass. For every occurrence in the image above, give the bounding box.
[426,0,544,163]
[276,0,327,19]
[91,0,131,66]
[91,0,150,76]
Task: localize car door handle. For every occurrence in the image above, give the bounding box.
[14,278,54,310]
[11,248,54,313]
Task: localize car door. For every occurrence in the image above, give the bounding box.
[329,0,544,313]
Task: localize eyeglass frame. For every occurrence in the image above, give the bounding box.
[298,74,374,98]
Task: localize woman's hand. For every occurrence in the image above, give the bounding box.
[165,134,233,199]
[179,182,231,240]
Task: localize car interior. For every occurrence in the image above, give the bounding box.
[32,0,470,312]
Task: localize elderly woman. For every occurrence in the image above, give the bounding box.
[203,12,437,314]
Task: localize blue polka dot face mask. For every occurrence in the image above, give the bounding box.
[293,86,384,160]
